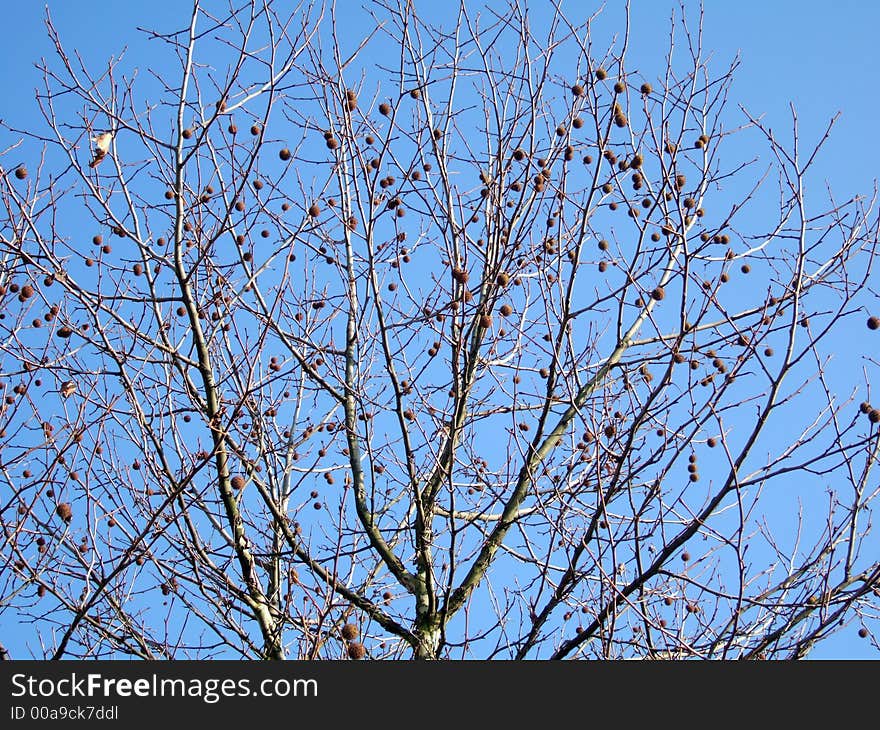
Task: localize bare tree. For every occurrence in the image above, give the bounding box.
[1,1,878,660]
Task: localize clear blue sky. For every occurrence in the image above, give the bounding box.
[1,2,878,659]
[3,1,877,197]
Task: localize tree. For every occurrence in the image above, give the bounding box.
[1,1,878,660]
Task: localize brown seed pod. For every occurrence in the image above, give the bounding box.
[56,502,73,522]
[868,316,880,331]
[308,203,321,218]
[571,83,585,96]
[452,268,469,284]
[279,148,291,161]
[409,88,421,99]
[595,68,607,80]
[347,642,366,660]
[499,303,513,316]
[613,81,625,94]
[640,82,652,95]
[651,287,665,301]
[14,166,27,180]
[341,623,359,640]
[182,128,193,139]
[230,475,245,490]
[379,102,391,115]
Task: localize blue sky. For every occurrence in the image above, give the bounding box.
[3,1,877,196]
[1,2,878,659]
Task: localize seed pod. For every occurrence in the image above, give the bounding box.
[452,268,469,284]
